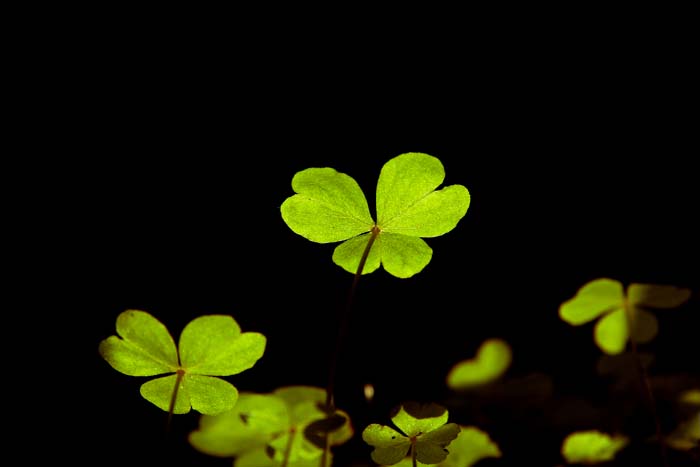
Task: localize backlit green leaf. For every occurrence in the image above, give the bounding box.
[362,424,411,465]
[99,310,266,415]
[666,413,699,451]
[593,307,628,355]
[627,283,692,309]
[439,426,501,467]
[559,278,689,355]
[446,338,512,390]
[281,153,470,278]
[558,278,624,326]
[628,306,658,343]
[189,386,352,464]
[391,425,501,467]
[377,153,470,237]
[99,309,178,376]
[280,167,374,243]
[363,402,459,466]
[561,430,628,464]
[417,424,461,464]
[392,402,449,437]
[180,315,266,376]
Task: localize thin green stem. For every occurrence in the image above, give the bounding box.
[166,369,185,433]
[320,226,380,467]
[625,303,668,467]
[325,225,380,412]
[281,427,296,467]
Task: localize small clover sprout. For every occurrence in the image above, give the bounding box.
[99,309,266,415]
[362,402,460,465]
[560,430,629,464]
[446,338,512,390]
[281,152,470,278]
[188,386,353,466]
[558,278,691,354]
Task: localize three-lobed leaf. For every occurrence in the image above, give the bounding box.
[362,402,460,465]
[99,310,266,415]
[558,278,691,354]
[389,425,501,467]
[281,152,470,278]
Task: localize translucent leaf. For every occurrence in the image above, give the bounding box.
[191,386,352,464]
[186,375,239,415]
[375,233,433,279]
[332,233,382,275]
[439,426,502,467]
[627,283,692,309]
[140,375,191,414]
[417,423,460,464]
[98,309,178,376]
[559,278,624,325]
[392,402,450,437]
[100,310,266,414]
[280,167,374,243]
[561,430,629,464]
[180,315,266,376]
[189,393,287,457]
[446,339,512,390]
[666,413,700,451]
[380,184,470,238]
[362,424,411,465]
[679,389,700,405]
[628,306,658,344]
[376,152,445,225]
[376,153,470,236]
[281,153,470,278]
[594,307,628,355]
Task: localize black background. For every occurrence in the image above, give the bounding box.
[27,12,698,467]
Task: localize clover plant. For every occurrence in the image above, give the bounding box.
[99,310,266,417]
[559,278,691,355]
[188,386,352,467]
[281,152,470,278]
[96,153,699,466]
[362,402,460,466]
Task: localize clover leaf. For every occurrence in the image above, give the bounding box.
[281,152,470,278]
[99,309,266,415]
[558,278,691,354]
[666,389,700,451]
[446,338,512,390]
[560,430,629,464]
[362,402,460,465]
[189,386,353,466]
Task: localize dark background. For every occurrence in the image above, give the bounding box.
[27,13,697,467]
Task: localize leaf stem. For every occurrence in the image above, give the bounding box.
[325,225,380,412]
[166,369,185,433]
[411,441,417,467]
[625,303,669,467]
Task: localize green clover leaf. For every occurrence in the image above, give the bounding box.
[560,430,629,464]
[188,386,353,466]
[99,309,266,415]
[389,425,501,467]
[666,389,700,451]
[362,402,460,465]
[281,152,470,278]
[558,278,691,354]
[446,338,512,390]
